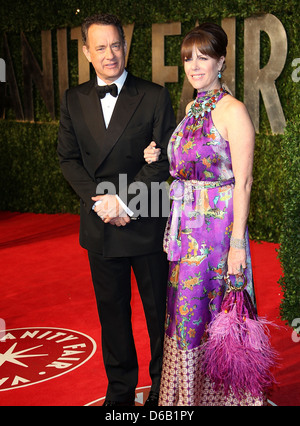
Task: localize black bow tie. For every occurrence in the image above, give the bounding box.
[96,83,118,99]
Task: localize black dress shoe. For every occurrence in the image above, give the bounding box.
[144,391,159,406]
[103,399,135,407]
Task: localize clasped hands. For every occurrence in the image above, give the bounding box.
[92,142,161,227]
[92,194,130,227]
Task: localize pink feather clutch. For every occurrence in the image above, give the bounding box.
[201,273,278,399]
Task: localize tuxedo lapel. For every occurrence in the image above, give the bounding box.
[78,74,144,175]
[106,73,145,142]
[78,78,107,172]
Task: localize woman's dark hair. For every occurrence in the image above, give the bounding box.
[181,23,228,68]
[81,13,125,47]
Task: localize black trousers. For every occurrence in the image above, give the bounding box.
[88,250,168,402]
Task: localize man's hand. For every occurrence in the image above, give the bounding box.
[92,195,130,226]
[144,141,161,164]
[109,217,131,227]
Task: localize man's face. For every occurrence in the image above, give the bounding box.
[83,24,126,84]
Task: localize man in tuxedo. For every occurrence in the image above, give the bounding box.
[57,14,176,406]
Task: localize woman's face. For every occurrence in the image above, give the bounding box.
[184,45,224,92]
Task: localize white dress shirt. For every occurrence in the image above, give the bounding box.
[97,70,128,128]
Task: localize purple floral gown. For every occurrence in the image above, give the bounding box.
[159,89,265,406]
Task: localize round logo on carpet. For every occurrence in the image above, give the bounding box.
[0,327,97,391]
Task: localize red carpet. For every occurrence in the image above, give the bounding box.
[0,212,299,406]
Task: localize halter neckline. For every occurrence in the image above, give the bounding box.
[189,87,228,118]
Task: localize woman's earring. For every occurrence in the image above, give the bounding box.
[218,71,222,79]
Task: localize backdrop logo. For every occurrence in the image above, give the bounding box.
[0,14,288,133]
[0,327,97,391]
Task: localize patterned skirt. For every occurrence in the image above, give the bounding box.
[158,334,266,406]
[158,260,266,406]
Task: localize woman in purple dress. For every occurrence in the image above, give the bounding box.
[145,23,264,406]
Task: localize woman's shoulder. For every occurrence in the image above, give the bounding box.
[218,92,254,136]
[218,93,250,120]
[222,92,247,110]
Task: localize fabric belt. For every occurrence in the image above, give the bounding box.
[170,178,235,204]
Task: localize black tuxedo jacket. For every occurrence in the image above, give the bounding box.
[58,72,176,257]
